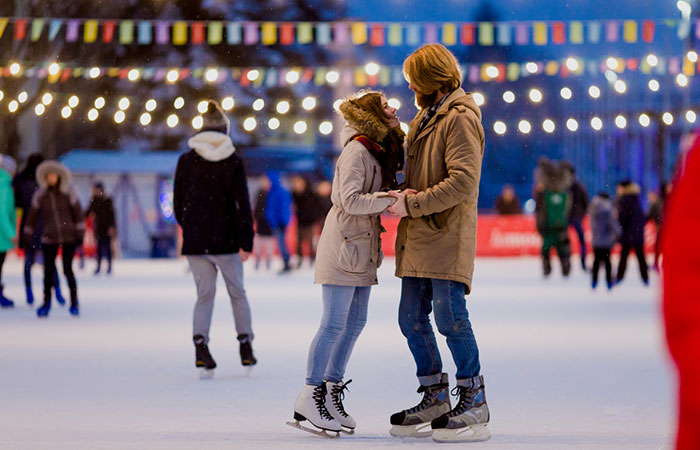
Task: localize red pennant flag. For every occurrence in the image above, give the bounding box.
[61,69,71,82]
[560,65,571,78]
[642,20,655,43]
[280,23,295,45]
[240,70,250,87]
[14,19,27,40]
[627,58,639,71]
[496,63,507,82]
[119,69,129,79]
[552,22,566,44]
[460,24,476,45]
[191,22,205,44]
[368,74,378,86]
[369,25,385,46]
[103,21,115,43]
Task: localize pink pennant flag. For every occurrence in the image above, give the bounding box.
[515,23,528,45]
[605,21,619,42]
[334,22,349,45]
[156,21,169,44]
[244,22,258,45]
[66,20,80,42]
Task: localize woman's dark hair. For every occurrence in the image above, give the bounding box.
[19,153,44,180]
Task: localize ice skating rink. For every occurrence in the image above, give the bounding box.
[0,257,673,449]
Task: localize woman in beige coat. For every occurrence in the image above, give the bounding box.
[291,92,405,435]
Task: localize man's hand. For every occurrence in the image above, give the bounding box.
[240,250,250,262]
[387,189,418,218]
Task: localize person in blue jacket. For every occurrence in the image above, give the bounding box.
[264,170,292,273]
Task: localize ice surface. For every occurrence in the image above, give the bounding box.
[0,257,674,449]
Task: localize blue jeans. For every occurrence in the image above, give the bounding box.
[305,285,370,386]
[273,227,290,267]
[398,277,480,385]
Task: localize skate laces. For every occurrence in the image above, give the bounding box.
[407,383,447,414]
[330,380,352,417]
[447,386,474,417]
[313,384,335,421]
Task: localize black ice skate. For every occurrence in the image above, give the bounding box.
[389,373,451,438]
[431,375,491,443]
[193,334,216,379]
[238,334,257,367]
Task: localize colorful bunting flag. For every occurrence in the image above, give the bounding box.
[588,21,601,43]
[243,22,258,45]
[49,19,62,41]
[261,22,277,45]
[14,19,27,41]
[138,21,152,45]
[605,21,619,42]
[406,24,421,45]
[515,23,528,45]
[279,23,294,45]
[317,23,331,45]
[298,22,313,44]
[351,22,367,45]
[208,22,223,45]
[172,21,187,45]
[424,24,438,44]
[552,22,566,44]
[31,19,44,42]
[388,23,403,46]
[570,22,583,44]
[443,23,457,46]
[156,21,169,44]
[66,20,79,42]
[496,23,511,46]
[84,20,98,43]
[370,24,385,46]
[120,20,134,44]
[191,22,205,44]
[460,24,475,45]
[623,20,637,43]
[478,22,494,46]
[533,22,547,45]
[227,22,241,45]
[642,20,655,42]
[333,22,349,45]
[0,18,8,40]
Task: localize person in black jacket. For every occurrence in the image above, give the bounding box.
[174,101,257,375]
[86,182,117,275]
[252,176,275,271]
[615,180,649,285]
[12,153,65,306]
[562,161,589,271]
[291,175,319,268]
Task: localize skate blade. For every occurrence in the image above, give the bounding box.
[389,423,433,438]
[432,423,491,443]
[340,427,355,435]
[199,368,215,380]
[243,366,254,377]
[286,420,340,438]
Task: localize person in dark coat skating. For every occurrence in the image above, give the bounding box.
[86,182,117,275]
[23,161,85,317]
[562,161,589,271]
[589,192,620,290]
[12,153,65,305]
[291,175,320,268]
[252,176,275,271]
[174,100,257,375]
[615,180,649,285]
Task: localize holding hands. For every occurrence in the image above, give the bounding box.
[387,189,418,217]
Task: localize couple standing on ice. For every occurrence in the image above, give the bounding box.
[291,43,490,443]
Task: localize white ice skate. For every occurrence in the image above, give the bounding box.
[325,380,356,434]
[287,384,341,438]
[199,368,215,380]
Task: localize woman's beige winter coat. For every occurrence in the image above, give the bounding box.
[314,104,396,286]
[395,88,485,294]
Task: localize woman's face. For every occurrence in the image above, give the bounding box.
[380,96,400,129]
[46,172,59,187]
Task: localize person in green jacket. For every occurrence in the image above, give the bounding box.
[0,154,18,308]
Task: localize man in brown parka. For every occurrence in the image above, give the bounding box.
[387,44,490,443]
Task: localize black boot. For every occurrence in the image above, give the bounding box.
[238,334,257,366]
[0,284,14,308]
[193,334,216,370]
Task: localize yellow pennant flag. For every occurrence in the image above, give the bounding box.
[507,63,520,81]
[352,22,367,45]
[545,61,559,75]
[0,18,8,39]
[623,20,637,43]
[261,22,277,45]
[533,22,547,45]
[173,21,188,45]
[388,23,402,45]
[683,56,696,76]
[84,20,98,43]
[442,23,457,45]
[354,67,367,86]
[570,22,583,44]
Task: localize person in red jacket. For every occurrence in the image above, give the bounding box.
[663,130,700,450]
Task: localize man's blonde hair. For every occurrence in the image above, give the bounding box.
[403,44,462,94]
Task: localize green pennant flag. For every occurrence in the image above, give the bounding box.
[208,22,223,45]
[570,21,583,44]
[297,22,313,44]
[388,23,402,45]
[478,23,494,46]
[119,20,134,44]
[30,18,44,42]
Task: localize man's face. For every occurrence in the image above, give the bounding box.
[408,79,437,109]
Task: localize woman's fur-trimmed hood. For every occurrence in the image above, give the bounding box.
[36,160,72,194]
[337,96,393,145]
[188,131,236,162]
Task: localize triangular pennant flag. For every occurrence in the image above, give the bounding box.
[103,21,115,43]
[31,19,44,42]
[623,20,637,43]
[424,24,438,44]
[261,22,277,45]
[297,22,313,44]
[243,22,258,45]
[120,20,134,44]
[605,21,619,42]
[515,23,528,44]
[280,23,294,45]
[14,19,27,41]
[265,68,277,87]
[351,22,367,44]
[461,24,475,45]
[642,20,655,42]
[379,67,391,86]
[496,23,511,46]
[66,20,80,42]
[478,22,494,46]
[173,21,188,45]
[48,19,62,41]
[406,24,421,45]
[191,22,205,44]
[588,21,601,43]
[442,23,457,45]
[84,20,98,43]
[570,22,583,44]
[0,18,8,40]
[370,24,385,46]
[317,23,331,45]
[507,62,520,81]
[333,22,349,45]
[388,23,402,46]
[208,22,223,45]
[354,67,367,86]
[138,21,152,45]
[552,22,565,44]
[533,22,547,45]
[545,61,559,76]
[314,67,326,86]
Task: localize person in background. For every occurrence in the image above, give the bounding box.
[0,154,17,308]
[646,185,666,271]
[253,176,275,271]
[663,130,700,450]
[264,170,292,273]
[315,180,333,230]
[291,175,320,268]
[588,192,620,291]
[562,161,589,271]
[12,153,65,305]
[534,157,573,278]
[493,184,522,215]
[174,100,257,376]
[23,161,84,317]
[86,182,117,275]
[615,180,649,286]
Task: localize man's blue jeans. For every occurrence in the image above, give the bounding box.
[273,227,290,267]
[398,277,480,386]
[306,285,370,386]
